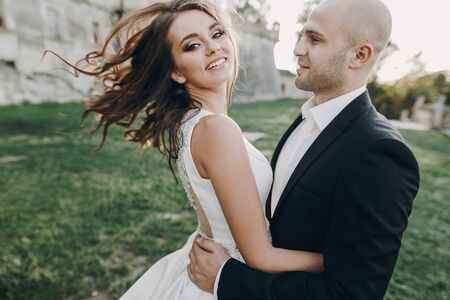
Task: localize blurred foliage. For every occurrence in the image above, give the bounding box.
[295,0,322,42]
[367,80,402,119]
[297,0,322,25]
[369,71,450,119]
[232,0,269,25]
[370,41,400,79]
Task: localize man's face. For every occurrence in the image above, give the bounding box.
[294,4,350,93]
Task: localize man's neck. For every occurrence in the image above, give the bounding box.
[313,83,366,106]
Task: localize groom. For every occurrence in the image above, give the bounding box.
[188,0,420,299]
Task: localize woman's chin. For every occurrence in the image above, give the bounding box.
[206,73,233,86]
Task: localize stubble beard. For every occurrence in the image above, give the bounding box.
[295,50,347,93]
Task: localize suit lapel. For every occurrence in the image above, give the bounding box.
[265,113,304,219]
[271,113,304,170]
[271,91,373,220]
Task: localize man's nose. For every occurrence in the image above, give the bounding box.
[294,38,307,56]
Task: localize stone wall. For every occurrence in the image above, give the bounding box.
[0,0,113,104]
[0,0,281,105]
[234,20,281,102]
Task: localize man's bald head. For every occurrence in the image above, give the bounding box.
[319,0,392,57]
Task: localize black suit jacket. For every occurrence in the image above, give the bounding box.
[218,92,420,300]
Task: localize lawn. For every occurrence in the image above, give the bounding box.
[0,100,448,300]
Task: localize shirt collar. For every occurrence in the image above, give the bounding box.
[300,97,316,121]
[302,85,366,131]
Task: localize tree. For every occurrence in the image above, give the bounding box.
[367,81,402,119]
[433,73,447,95]
[408,51,426,77]
[295,0,321,42]
[297,0,322,26]
[430,72,450,105]
[369,71,450,119]
[232,0,269,26]
[369,41,399,82]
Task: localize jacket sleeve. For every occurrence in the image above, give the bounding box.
[217,139,420,300]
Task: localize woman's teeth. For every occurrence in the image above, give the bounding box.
[207,58,226,70]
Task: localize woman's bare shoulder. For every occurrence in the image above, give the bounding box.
[195,114,242,142]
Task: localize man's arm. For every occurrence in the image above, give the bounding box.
[191,114,323,274]
[217,139,420,300]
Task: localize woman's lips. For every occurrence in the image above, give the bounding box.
[206,57,227,70]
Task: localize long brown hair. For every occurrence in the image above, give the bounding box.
[55,0,239,173]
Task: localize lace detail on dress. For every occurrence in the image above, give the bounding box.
[178,150,244,261]
[176,109,202,210]
[174,108,271,265]
[197,230,244,262]
[176,155,196,210]
[220,241,243,262]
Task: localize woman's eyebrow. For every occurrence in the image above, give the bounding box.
[179,22,220,46]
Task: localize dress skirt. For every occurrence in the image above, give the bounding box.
[119,231,215,300]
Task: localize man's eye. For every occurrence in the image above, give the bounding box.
[309,36,320,44]
[212,30,225,39]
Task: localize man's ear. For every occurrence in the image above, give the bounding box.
[349,43,373,68]
[171,69,187,84]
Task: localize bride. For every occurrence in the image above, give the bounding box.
[72,0,324,299]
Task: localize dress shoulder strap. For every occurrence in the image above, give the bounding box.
[180,109,214,144]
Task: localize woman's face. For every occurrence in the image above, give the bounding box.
[168,10,235,91]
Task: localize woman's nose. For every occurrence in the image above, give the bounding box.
[206,41,221,56]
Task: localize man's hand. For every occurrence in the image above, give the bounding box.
[187,234,231,293]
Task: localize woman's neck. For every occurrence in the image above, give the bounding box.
[186,85,228,115]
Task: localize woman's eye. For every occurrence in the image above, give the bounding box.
[212,30,225,39]
[185,42,201,51]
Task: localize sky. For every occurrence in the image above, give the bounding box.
[264,0,450,83]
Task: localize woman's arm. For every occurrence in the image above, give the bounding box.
[191,115,323,274]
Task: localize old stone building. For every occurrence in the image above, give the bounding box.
[0,0,114,104]
[0,0,281,105]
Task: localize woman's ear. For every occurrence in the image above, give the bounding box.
[171,69,187,84]
[349,43,373,69]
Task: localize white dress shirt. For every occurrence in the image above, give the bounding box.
[271,85,366,216]
[213,85,367,298]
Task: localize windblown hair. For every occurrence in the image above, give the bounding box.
[54,0,239,173]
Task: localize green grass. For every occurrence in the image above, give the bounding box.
[0,100,448,299]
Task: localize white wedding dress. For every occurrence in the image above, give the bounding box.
[119,109,273,300]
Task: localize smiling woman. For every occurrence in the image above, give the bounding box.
[168,10,236,103]
[52,1,244,299]
[52,0,239,177]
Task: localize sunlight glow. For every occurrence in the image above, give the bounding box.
[265,0,450,83]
